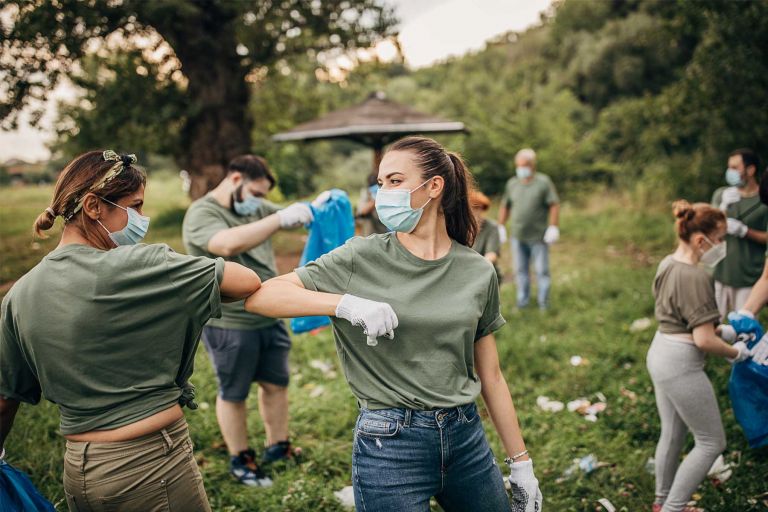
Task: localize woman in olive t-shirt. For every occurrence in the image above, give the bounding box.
[246,136,542,512]
[647,200,750,512]
[0,151,260,511]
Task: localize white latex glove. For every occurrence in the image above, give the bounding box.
[726,218,748,238]
[750,335,768,365]
[718,324,737,343]
[727,341,751,364]
[498,224,508,244]
[508,459,542,512]
[277,203,313,228]
[312,190,332,208]
[0,447,5,462]
[543,225,560,245]
[335,294,398,346]
[720,187,741,210]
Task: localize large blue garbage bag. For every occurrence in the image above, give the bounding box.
[0,460,56,512]
[729,336,768,448]
[290,189,355,334]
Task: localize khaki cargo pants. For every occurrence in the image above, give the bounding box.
[63,418,211,512]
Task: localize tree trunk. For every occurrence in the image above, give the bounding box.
[150,2,252,199]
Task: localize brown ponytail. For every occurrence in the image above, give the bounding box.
[33,150,146,241]
[672,200,725,242]
[387,136,478,246]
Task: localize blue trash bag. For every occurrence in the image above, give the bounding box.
[0,460,56,512]
[290,189,355,334]
[729,335,768,448]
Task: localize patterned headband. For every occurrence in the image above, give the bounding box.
[66,150,137,220]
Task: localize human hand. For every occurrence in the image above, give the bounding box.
[277,203,314,228]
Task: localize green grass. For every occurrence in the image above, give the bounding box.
[1,176,767,511]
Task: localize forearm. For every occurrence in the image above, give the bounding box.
[693,325,739,358]
[548,203,560,226]
[745,228,768,244]
[498,206,509,225]
[480,371,529,461]
[0,397,20,451]
[743,262,768,314]
[484,252,498,265]
[245,273,340,318]
[208,214,281,257]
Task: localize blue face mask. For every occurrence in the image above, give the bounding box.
[233,186,264,216]
[516,166,532,179]
[375,178,433,233]
[97,197,150,246]
[725,168,744,187]
[368,184,380,198]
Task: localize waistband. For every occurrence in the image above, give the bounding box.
[65,417,189,460]
[655,330,695,344]
[359,402,477,429]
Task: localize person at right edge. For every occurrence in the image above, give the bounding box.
[647,200,751,512]
[710,148,767,319]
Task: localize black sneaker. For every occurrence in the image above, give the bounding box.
[230,449,273,487]
[261,440,301,466]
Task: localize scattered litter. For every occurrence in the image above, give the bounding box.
[707,454,732,484]
[309,359,333,373]
[622,362,633,370]
[333,486,355,508]
[596,498,616,512]
[198,401,210,411]
[536,395,565,412]
[539,335,547,343]
[645,457,655,474]
[595,391,607,403]
[567,397,607,421]
[630,317,653,332]
[556,454,609,482]
[570,355,590,366]
[620,387,638,402]
[309,385,325,398]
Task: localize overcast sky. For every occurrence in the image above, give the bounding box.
[0,0,552,161]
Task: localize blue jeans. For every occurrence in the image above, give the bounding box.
[352,403,510,512]
[511,238,550,308]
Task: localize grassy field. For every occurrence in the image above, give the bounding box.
[1,175,767,511]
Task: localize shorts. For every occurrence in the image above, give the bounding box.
[202,321,291,401]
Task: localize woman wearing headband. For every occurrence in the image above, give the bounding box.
[0,150,260,511]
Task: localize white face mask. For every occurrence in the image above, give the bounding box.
[700,235,727,268]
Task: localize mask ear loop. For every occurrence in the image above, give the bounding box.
[411,177,435,210]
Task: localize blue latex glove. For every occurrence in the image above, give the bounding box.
[727,310,764,341]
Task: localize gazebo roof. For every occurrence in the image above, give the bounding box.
[272,91,466,147]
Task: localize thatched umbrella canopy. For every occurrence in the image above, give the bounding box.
[272,91,467,175]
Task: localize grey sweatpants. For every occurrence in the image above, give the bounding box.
[646,332,726,512]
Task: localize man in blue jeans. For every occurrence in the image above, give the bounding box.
[498,148,560,309]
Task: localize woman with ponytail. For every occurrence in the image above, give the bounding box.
[245,136,541,511]
[647,201,751,512]
[0,150,260,511]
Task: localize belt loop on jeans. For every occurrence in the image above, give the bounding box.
[456,406,467,423]
[161,428,174,455]
[403,408,412,428]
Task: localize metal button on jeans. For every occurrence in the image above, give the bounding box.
[436,412,445,422]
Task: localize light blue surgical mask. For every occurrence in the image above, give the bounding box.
[516,166,532,179]
[233,186,264,216]
[97,197,150,246]
[700,235,727,268]
[375,178,433,233]
[725,168,744,187]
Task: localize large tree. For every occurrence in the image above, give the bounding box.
[0,0,397,197]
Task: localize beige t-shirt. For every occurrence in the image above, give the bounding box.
[653,255,720,334]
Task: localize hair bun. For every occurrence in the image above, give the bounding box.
[672,200,693,219]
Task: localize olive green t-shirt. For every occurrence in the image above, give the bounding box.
[711,188,768,288]
[0,243,224,435]
[183,195,280,330]
[501,173,559,242]
[472,218,503,283]
[653,255,720,334]
[295,233,506,410]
